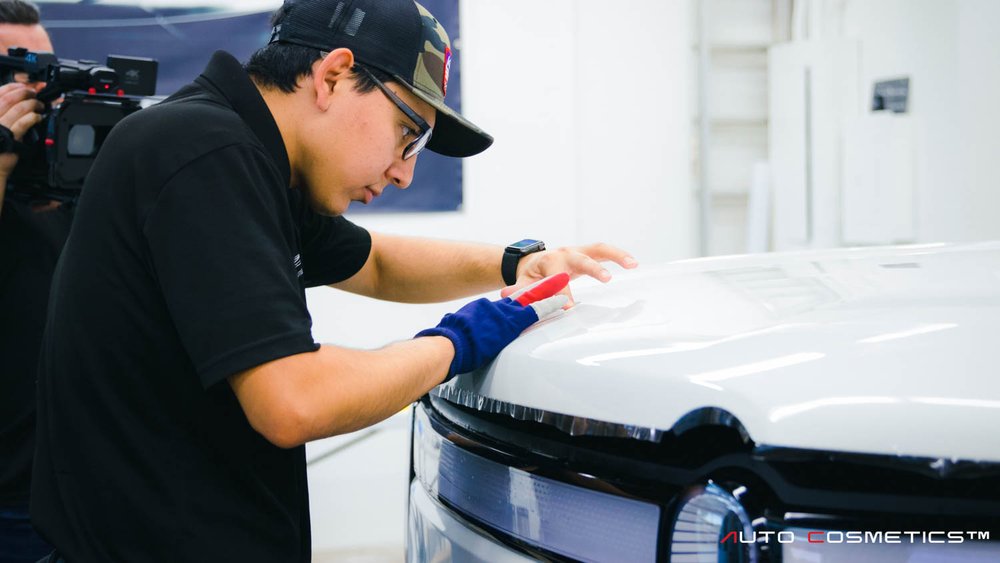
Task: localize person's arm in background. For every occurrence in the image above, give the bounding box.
[332,232,639,306]
[0,82,44,216]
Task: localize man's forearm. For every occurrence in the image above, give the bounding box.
[229,336,453,447]
[365,232,507,303]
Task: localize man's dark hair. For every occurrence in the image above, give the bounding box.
[245,5,391,94]
[0,0,40,25]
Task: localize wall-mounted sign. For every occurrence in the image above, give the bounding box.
[872,77,910,114]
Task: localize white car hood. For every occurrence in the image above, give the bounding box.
[436,242,1000,463]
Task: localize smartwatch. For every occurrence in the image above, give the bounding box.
[501,239,545,286]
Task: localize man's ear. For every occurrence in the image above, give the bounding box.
[313,48,355,110]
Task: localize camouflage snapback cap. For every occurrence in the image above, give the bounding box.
[269,0,493,158]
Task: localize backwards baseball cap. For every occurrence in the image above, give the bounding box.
[269,0,493,158]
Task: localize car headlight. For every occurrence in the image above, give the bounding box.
[669,483,757,563]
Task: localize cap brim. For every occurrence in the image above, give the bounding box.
[397,79,494,158]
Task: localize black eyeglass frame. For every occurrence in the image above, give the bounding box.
[355,64,433,160]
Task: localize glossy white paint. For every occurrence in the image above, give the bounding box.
[441,242,1000,463]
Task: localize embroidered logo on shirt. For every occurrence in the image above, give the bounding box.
[293,254,303,278]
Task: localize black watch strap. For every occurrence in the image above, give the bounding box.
[0,124,26,155]
[501,239,545,286]
[501,251,520,286]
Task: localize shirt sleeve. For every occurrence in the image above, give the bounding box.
[142,143,318,389]
[292,191,372,288]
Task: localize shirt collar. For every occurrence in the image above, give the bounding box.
[196,50,291,187]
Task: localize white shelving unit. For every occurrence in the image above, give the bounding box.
[693,0,789,255]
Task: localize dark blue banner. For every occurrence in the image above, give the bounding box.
[37,1,462,212]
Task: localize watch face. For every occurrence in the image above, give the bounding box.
[510,239,539,249]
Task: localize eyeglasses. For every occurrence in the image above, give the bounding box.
[356,64,433,160]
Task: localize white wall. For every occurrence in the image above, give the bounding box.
[953,0,1000,243]
[770,0,1000,250]
[840,0,966,244]
[306,0,694,555]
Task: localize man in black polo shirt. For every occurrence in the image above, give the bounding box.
[32,0,637,560]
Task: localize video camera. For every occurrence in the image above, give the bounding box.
[0,47,158,199]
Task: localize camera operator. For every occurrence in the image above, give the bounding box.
[0,2,64,561]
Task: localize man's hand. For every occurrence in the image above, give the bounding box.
[0,82,46,215]
[500,243,638,307]
[0,82,44,178]
[416,273,570,381]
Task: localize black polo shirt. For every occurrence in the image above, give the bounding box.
[0,196,73,504]
[32,51,372,562]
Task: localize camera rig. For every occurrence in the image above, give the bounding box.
[0,47,158,199]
